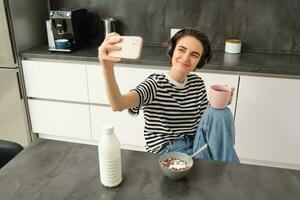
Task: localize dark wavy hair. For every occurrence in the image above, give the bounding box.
[167,28,212,69]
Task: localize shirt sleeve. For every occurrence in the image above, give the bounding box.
[199,77,209,116]
[128,74,158,116]
[200,89,209,116]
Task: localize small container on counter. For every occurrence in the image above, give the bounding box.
[98,124,122,188]
[225,39,242,54]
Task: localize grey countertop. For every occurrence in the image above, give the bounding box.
[21,44,300,79]
[0,139,299,200]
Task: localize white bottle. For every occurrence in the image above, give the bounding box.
[98,125,122,187]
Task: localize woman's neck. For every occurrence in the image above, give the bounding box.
[168,69,188,83]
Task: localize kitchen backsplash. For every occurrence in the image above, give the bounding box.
[49,0,300,53]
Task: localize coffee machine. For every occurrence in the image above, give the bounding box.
[47,9,90,52]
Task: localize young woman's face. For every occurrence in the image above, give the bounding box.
[171,36,203,74]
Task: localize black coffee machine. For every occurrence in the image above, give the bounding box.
[47,9,90,52]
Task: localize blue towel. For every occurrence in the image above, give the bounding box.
[193,106,240,163]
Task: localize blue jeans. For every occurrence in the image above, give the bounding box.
[158,135,196,156]
[158,106,239,163]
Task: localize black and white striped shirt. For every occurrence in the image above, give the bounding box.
[129,72,208,153]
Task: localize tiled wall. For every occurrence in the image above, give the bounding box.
[49,0,300,53]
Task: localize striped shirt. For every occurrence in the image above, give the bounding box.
[129,72,208,153]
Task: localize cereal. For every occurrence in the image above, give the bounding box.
[162,158,189,171]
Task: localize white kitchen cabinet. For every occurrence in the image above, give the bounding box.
[195,72,239,114]
[28,99,91,140]
[235,76,300,168]
[90,105,146,151]
[86,64,165,104]
[21,59,300,169]
[22,60,88,102]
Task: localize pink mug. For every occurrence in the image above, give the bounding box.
[209,85,233,109]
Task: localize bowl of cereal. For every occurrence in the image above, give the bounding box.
[158,152,193,180]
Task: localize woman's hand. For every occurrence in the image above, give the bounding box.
[98,32,122,71]
[228,87,235,105]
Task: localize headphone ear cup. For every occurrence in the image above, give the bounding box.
[168,29,186,58]
[167,44,172,57]
[196,56,207,69]
[167,38,175,57]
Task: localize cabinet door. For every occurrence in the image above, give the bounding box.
[90,105,145,150]
[0,69,30,146]
[28,99,91,139]
[86,64,165,104]
[22,60,88,102]
[195,72,239,114]
[235,76,300,166]
[0,1,15,67]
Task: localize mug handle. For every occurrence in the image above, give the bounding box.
[225,85,235,105]
[66,41,72,48]
[225,84,234,93]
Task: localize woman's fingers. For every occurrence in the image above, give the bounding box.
[105,32,120,39]
[98,46,121,61]
[99,42,121,60]
[103,32,122,45]
[231,87,235,97]
[98,46,121,62]
[105,44,121,52]
[97,32,122,67]
[98,34,122,57]
[227,87,235,105]
[107,36,123,45]
[100,54,121,62]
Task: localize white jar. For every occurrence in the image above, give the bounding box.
[225,39,242,54]
[98,125,122,187]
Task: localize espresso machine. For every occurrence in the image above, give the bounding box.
[46,9,90,52]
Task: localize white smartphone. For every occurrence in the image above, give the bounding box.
[108,36,143,59]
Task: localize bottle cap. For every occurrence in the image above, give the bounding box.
[102,124,114,134]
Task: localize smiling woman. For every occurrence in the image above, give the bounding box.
[167,28,212,70]
[98,28,238,163]
[170,36,204,82]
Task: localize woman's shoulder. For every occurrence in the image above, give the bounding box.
[187,73,205,83]
[147,72,167,82]
[137,73,167,88]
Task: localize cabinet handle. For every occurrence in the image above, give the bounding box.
[16,72,23,99]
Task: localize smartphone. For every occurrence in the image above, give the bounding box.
[108,36,143,59]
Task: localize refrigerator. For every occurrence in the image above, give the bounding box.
[0,0,48,146]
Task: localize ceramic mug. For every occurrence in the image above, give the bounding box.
[55,39,72,49]
[209,85,233,109]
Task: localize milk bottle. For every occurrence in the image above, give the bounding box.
[98,125,122,187]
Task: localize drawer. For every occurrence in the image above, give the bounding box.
[90,105,145,147]
[28,99,91,139]
[86,64,165,104]
[22,60,88,102]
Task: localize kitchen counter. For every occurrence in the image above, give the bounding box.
[0,139,299,200]
[21,43,300,79]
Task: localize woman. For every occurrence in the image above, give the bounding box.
[98,28,232,156]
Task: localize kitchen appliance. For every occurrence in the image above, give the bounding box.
[102,17,117,40]
[0,0,48,146]
[48,9,90,52]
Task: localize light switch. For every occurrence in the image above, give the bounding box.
[170,28,182,38]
